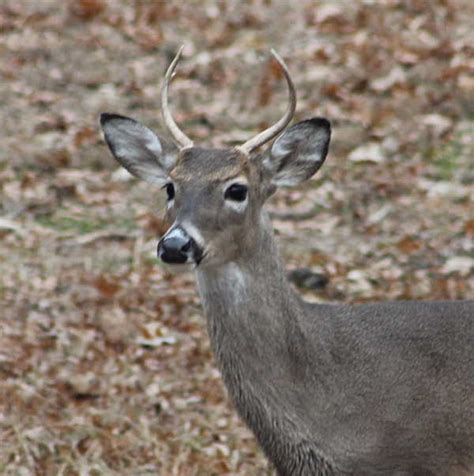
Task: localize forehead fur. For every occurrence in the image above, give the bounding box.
[171,147,249,182]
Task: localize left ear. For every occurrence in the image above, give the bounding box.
[265,118,331,187]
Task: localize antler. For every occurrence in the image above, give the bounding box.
[161,46,194,149]
[237,49,296,155]
[161,48,295,153]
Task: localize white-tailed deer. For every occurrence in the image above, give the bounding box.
[100,48,474,476]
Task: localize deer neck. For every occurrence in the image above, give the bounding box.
[195,212,334,469]
[195,211,314,402]
[196,212,302,355]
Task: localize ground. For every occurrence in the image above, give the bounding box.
[0,1,473,475]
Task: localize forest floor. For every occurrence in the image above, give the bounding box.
[0,1,473,475]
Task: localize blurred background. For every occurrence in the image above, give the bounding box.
[0,1,472,474]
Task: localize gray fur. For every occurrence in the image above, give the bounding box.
[100,113,474,476]
[197,215,474,476]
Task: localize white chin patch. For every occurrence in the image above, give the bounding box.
[163,262,194,273]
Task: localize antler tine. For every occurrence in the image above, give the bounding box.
[161,45,194,149]
[237,49,296,156]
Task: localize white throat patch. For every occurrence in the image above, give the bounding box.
[197,263,249,306]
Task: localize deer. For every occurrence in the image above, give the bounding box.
[99,47,474,476]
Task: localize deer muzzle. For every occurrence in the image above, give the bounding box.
[157,227,203,265]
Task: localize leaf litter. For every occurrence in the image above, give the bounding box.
[0,0,472,474]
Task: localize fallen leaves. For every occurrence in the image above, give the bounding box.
[397,235,422,255]
[0,0,473,474]
[370,66,407,93]
[68,0,106,22]
[421,114,453,137]
[442,256,474,277]
[348,142,386,163]
[92,274,120,298]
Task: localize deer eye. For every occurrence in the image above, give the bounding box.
[225,183,248,202]
[164,183,175,201]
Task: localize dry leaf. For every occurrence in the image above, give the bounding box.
[92,275,121,298]
[397,236,422,254]
[441,257,474,276]
[68,0,105,21]
[348,143,385,163]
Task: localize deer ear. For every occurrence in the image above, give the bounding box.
[100,113,178,185]
[266,118,331,187]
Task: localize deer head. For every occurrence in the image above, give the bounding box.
[100,47,331,268]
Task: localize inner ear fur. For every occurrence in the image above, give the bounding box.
[267,117,331,187]
[100,113,177,185]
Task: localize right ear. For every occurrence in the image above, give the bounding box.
[264,118,331,187]
[100,113,177,185]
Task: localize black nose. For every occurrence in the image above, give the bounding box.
[157,228,197,264]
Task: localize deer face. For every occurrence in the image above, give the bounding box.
[99,48,331,268]
[161,147,264,266]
